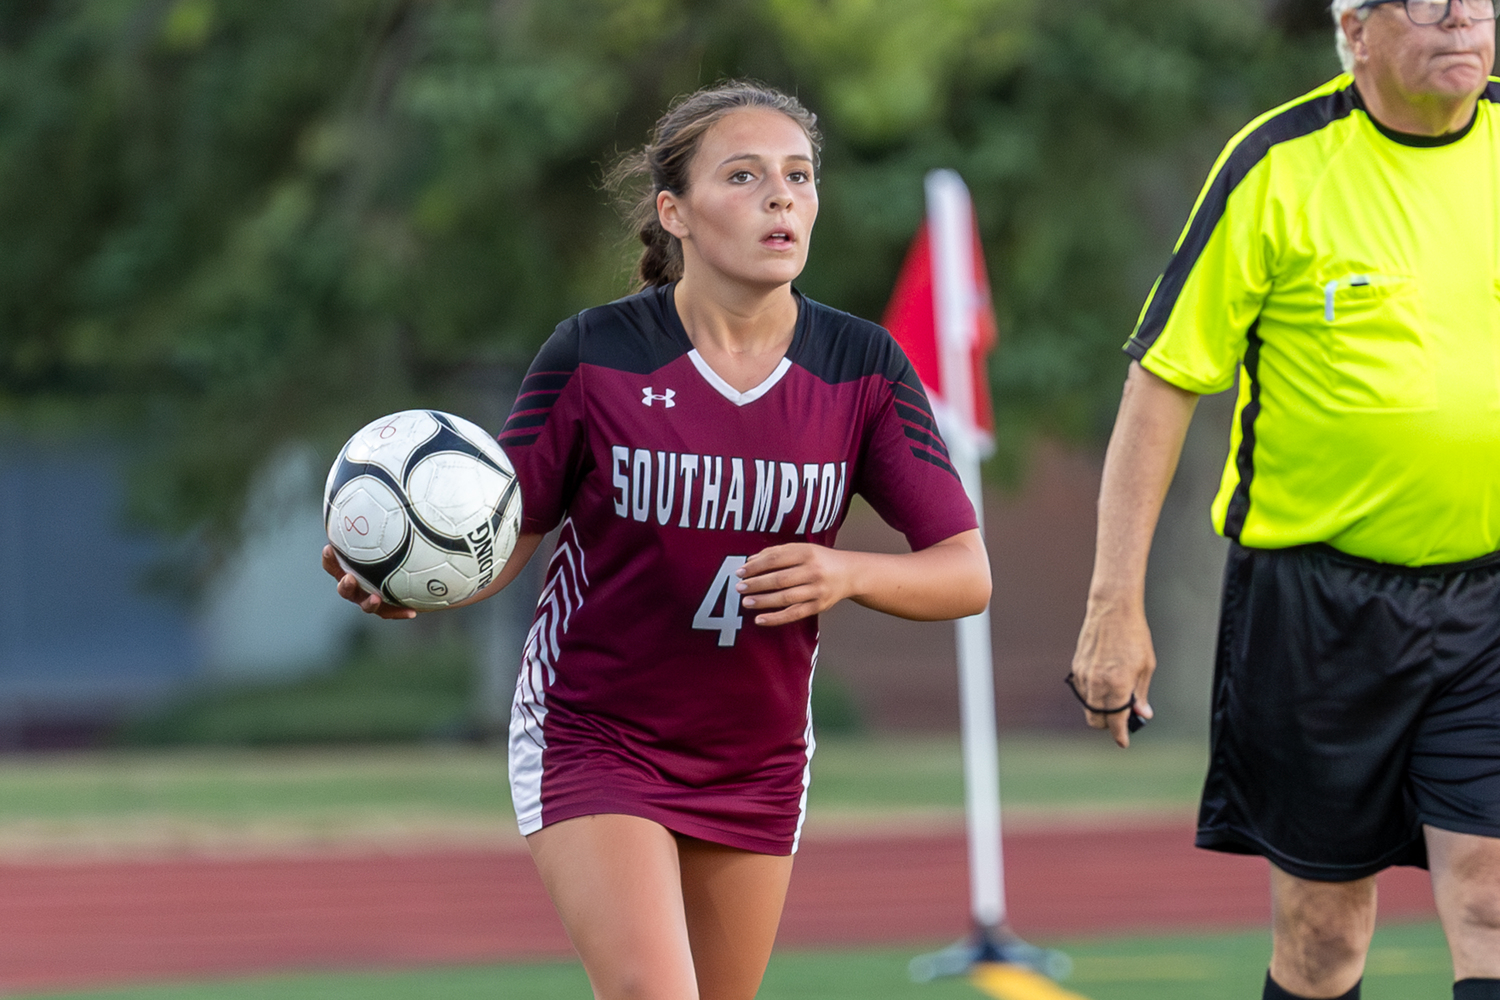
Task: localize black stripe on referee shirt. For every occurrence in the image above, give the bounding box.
[1126,86,1358,359]
[1222,321,1262,541]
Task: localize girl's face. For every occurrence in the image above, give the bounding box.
[657,107,818,293]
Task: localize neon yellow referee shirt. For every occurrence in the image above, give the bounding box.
[1127,75,1500,567]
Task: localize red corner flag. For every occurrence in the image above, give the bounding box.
[882,170,997,454]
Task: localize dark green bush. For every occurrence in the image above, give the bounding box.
[117,640,474,746]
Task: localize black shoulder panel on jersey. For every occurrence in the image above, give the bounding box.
[575,286,692,374]
[793,298,960,481]
[1487,78,1500,102]
[1128,85,1358,357]
[502,288,689,447]
[791,298,905,385]
[501,315,583,448]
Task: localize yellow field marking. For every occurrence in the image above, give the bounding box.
[970,962,1092,1000]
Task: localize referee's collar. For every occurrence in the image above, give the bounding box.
[1350,83,1481,148]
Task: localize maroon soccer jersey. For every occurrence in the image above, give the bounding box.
[501,285,977,854]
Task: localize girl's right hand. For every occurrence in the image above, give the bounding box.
[322,544,418,620]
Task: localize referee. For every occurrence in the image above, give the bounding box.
[1070,3,1500,999]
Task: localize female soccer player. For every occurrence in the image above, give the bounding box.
[324,81,991,1000]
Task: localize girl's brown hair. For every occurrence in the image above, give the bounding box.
[608,81,822,289]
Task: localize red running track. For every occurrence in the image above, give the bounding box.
[0,823,1436,993]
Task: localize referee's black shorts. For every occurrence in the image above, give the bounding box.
[1196,541,1500,882]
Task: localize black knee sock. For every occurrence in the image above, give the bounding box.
[1264,972,1361,1000]
[1455,980,1500,1000]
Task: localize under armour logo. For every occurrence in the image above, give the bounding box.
[642,387,676,408]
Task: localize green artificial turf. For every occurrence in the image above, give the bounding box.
[1060,920,1451,999]
[13,922,1452,1000]
[0,745,512,823]
[808,734,1207,814]
[0,732,1206,829]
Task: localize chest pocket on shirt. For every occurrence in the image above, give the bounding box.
[1321,273,1434,410]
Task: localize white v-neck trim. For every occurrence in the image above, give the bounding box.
[687,350,792,407]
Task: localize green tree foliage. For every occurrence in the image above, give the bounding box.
[0,0,1332,547]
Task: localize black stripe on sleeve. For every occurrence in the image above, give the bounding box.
[508,392,562,418]
[893,398,939,436]
[890,377,933,414]
[901,424,949,455]
[500,317,581,447]
[1128,86,1358,357]
[886,371,958,474]
[502,411,550,432]
[910,445,959,479]
[520,373,573,393]
[1222,321,1262,541]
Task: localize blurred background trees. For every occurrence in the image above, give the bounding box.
[1,0,1334,543]
[0,0,1336,743]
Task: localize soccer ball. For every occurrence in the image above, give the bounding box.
[324,410,523,610]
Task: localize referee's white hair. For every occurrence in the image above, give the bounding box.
[1331,0,1371,73]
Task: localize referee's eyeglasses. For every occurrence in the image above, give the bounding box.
[1357,0,1496,24]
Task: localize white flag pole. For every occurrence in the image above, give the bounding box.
[926,169,1006,931]
[909,171,1075,988]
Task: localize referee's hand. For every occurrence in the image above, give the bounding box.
[1070,597,1155,748]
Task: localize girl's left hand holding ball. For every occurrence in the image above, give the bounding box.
[322,545,418,619]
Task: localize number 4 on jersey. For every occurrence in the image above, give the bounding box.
[694,555,748,647]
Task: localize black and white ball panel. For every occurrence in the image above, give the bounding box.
[323,409,522,610]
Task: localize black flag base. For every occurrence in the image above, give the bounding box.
[908,923,1073,983]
